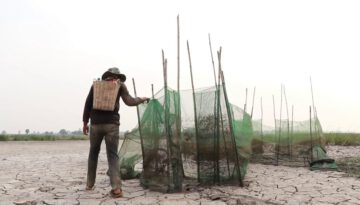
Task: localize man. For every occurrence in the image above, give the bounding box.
[83,67,149,198]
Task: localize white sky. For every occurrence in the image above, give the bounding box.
[1,0,360,134]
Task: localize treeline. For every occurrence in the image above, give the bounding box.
[0,134,87,141]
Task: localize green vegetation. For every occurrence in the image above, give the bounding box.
[324,132,360,146]
[0,134,87,141]
[1,132,360,145]
[253,132,360,146]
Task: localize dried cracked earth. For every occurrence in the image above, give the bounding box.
[0,141,359,205]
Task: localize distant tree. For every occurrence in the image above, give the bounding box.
[1,130,6,135]
[59,129,68,136]
[44,131,53,135]
[71,129,82,135]
[25,129,30,134]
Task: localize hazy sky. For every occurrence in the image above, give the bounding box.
[1,0,360,134]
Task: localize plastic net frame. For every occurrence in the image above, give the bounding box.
[250,118,337,169]
[119,85,253,192]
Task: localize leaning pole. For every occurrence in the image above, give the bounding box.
[187,40,201,182]
[218,49,243,187]
[132,78,145,159]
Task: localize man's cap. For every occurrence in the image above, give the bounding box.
[101,67,126,82]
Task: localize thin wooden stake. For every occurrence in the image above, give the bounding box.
[272,95,278,165]
[162,50,172,190]
[283,85,290,157]
[208,34,217,86]
[310,77,316,120]
[187,40,201,182]
[215,47,222,184]
[217,47,222,90]
[177,15,180,93]
[260,97,263,142]
[278,85,283,163]
[315,107,321,145]
[250,87,256,119]
[310,76,319,145]
[132,78,145,159]
[176,14,184,183]
[215,49,222,184]
[309,106,313,163]
[291,105,294,159]
[244,88,248,112]
[207,42,231,177]
[151,84,154,99]
[219,51,243,187]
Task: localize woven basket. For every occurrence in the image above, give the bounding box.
[93,80,121,111]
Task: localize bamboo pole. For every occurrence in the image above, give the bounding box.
[310,77,319,145]
[176,15,180,138]
[162,50,172,190]
[214,48,222,184]
[209,36,222,181]
[309,106,313,163]
[208,34,217,86]
[176,14,184,182]
[310,77,322,158]
[244,88,248,112]
[187,40,201,182]
[291,105,294,159]
[278,85,283,163]
[177,15,180,93]
[210,43,231,176]
[220,69,243,186]
[132,78,145,160]
[218,50,243,186]
[260,97,263,142]
[217,47,222,89]
[310,77,316,119]
[283,85,290,157]
[250,87,256,119]
[151,84,154,99]
[209,36,225,179]
[221,69,243,186]
[150,83,159,171]
[206,39,232,177]
[215,85,220,184]
[315,107,321,145]
[219,100,231,177]
[272,95,277,165]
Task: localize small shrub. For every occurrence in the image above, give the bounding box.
[0,135,8,141]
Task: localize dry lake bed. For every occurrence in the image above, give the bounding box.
[1,141,359,205]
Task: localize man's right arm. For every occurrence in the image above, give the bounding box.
[120,83,149,106]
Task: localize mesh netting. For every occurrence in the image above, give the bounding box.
[119,85,253,192]
[251,117,337,170]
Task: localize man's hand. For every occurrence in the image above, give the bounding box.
[83,123,89,135]
[140,97,150,103]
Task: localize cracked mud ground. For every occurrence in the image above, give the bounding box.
[1,141,359,205]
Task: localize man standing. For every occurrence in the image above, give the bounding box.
[83,67,149,198]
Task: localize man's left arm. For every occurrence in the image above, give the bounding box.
[82,86,93,135]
